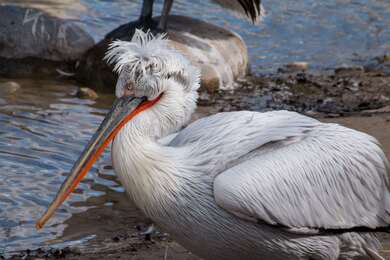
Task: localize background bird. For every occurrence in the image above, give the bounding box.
[37,30,390,260]
[138,0,263,31]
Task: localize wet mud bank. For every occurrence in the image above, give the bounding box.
[200,58,390,117]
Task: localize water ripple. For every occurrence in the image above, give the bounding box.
[0,79,118,253]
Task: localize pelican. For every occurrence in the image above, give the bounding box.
[138,0,262,31]
[37,30,390,260]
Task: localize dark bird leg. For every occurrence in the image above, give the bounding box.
[139,0,155,25]
[157,0,174,31]
[106,0,158,39]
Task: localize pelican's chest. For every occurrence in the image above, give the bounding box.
[111,130,185,216]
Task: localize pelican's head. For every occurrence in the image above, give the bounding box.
[36,30,200,229]
[106,29,200,101]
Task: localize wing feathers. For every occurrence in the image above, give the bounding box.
[214,122,390,230]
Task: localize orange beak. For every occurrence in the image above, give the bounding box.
[36,95,161,229]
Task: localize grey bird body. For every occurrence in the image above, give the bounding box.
[112,108,387,259]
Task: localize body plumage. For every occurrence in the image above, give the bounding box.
[112,94,387,260]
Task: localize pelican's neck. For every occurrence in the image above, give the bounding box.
[111,86,197,216]
[127,83,197,140]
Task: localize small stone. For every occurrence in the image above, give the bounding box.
[305,110,320,117]
[0,81,20,94]
[317,98,339,113]
[380,95,390,102]
[335,65,364,74]
[342,93,360,108]
[285,62,309,71]
[76,87,98,99]
[347,80,360,92]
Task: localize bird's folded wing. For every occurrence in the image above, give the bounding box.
[213,123,390,231]
[170,111,322,175]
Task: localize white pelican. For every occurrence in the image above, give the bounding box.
[138,0,262,30]
[37,30,390,260]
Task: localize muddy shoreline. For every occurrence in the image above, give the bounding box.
[5,63,390,260]
[200,57,390,116]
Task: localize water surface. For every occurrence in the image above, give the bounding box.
[0,79,119,253]
[2,0,389,72]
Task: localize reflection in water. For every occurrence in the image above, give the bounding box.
[3,0,389,72]
[0,79,119,253]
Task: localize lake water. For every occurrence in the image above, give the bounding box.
[0,0,390,255]
[0,79,119,253]
[2,0,390,73]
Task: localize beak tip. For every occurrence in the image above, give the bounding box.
[34,96,151,233]
[35,219,44,230]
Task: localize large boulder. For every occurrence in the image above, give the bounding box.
[76,15,248,93]
[0,5,94,77]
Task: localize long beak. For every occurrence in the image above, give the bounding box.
[36,95,161,229]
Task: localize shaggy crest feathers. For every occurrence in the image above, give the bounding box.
[104,29,200,98]
[105,30,169,74]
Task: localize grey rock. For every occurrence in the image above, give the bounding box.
[341,93,360,110]
[318,98,339,113]
[0,81,21,94]
[0,5,94,77]
[0,5,94,61]
[279,62,309,73]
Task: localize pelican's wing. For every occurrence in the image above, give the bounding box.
[213,114,390,231]
[158,132,178,145]
[211,0,264,23]
[170,111,322,176]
